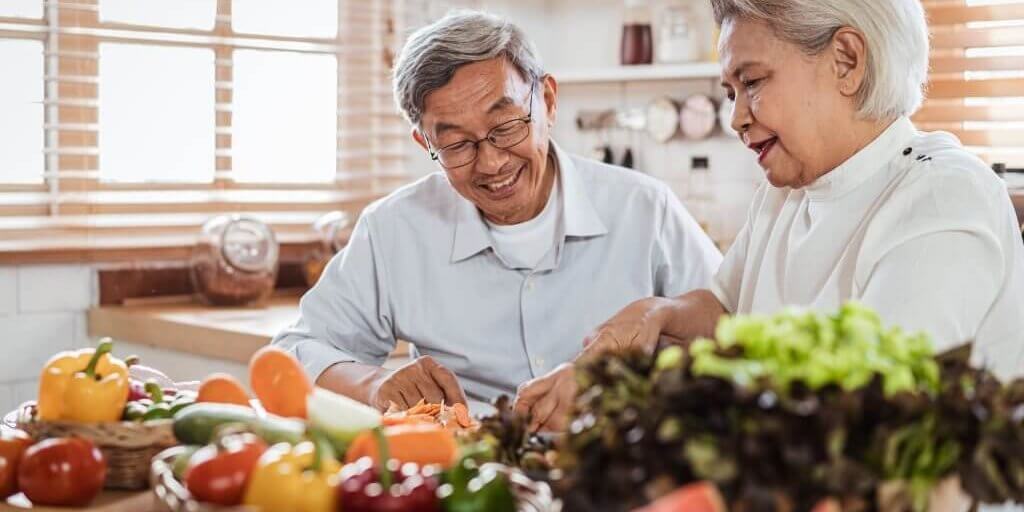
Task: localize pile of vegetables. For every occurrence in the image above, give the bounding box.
[556,302,1024,512]
[170,346,522,512]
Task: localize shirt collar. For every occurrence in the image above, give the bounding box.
[555,141,608,239]
[805,116,917,200]
[449,141,607,263]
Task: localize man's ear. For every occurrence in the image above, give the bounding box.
[830,27,868,98]
[412,128,429,151]
[541,74,558,127]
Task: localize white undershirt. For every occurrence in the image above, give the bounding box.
[485,173,562,270]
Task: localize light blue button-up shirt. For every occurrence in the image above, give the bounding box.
[273,142,722,402]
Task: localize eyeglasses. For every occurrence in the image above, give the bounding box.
[427,82,536,169]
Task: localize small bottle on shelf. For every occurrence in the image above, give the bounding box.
[687,156,714,236]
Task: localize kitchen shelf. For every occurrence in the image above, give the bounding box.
[553,62,722,84]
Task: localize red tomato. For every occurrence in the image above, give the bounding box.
[0,430,32,498]
[185,433,266,506]
[18,437,106,507]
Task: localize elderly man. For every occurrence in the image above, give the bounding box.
[272,10,721,424]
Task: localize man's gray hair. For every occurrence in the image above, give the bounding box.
[393,10,544,127]
[711,0,929,121]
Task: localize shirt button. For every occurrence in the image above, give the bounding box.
[525,278,535,291]
[534,357,546,368]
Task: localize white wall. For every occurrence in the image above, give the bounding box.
[0,265,95,416]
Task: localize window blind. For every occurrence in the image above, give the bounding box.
[0,0,424,255]
[918,0,1024,168]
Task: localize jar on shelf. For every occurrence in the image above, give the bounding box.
[621,0,653,65]
[655,2,700,63]
[190,215,279,306]
[302,210,352,287]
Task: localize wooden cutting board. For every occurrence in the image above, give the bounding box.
[0,491,152,512]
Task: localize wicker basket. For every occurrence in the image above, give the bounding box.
[150,446,562,512]
[12,401,177,490]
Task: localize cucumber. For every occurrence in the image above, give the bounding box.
[172,403,305,445]
[306,387,381,453]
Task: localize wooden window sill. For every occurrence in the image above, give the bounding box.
[0,210,354,265]
[0,232,324,265]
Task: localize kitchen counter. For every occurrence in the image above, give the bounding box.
[87,293,408,383]
[88,294,307,364]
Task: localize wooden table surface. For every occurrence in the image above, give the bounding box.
[0,492,152,512]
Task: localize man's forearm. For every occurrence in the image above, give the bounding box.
[315,361,388,406]
[656,289,728,343]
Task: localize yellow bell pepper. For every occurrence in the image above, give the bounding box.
[243,437,341,512]
[37,338,129,423]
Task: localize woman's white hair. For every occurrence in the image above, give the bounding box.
[711,0,930,121]
[393,10,544,127]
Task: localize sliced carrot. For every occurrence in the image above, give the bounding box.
[344,423,459,468]
[381,414,434,427]
[452,403,472,428]
[249,346,312,418]
[196,373,251,406]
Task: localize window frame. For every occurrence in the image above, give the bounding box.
[0,0,412,264]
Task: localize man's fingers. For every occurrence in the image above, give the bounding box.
[422,357,468,405]
[375,387,406,411]
[515,377,557,431]
[514,374,552,415]
[414,380,445,405]
[529,394,559,432]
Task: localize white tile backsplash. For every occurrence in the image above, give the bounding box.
[0,386,13,422]
[112,341,248,388]
[0,265,97,414]
[0,313,77,383]
[11,379,37,412]
[72,311,88,346]
[0,268,16,316]
[17,265,95,313]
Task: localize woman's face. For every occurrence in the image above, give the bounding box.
[719,18,858,189]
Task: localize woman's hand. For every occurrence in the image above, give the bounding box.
[581,297,673,358]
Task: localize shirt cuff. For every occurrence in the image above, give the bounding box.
[708,278,735,314]
[288,340,359,384]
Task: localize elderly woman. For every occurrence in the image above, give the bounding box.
[515,0,1024,428]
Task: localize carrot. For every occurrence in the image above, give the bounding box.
[345,423,459,468]
[452,403,472,428]
[248,346,312,418]
[382,414,435,427]
[196,373,251,406]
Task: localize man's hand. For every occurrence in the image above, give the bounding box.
[581,297,671,359]
[368,356,468,411]
[513,363,577,432]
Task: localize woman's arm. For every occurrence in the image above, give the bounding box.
[580,289,728,358]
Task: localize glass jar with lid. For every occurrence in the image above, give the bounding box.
[655,2,700,63]
[302,210,352,287]
[190,215,279,306]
